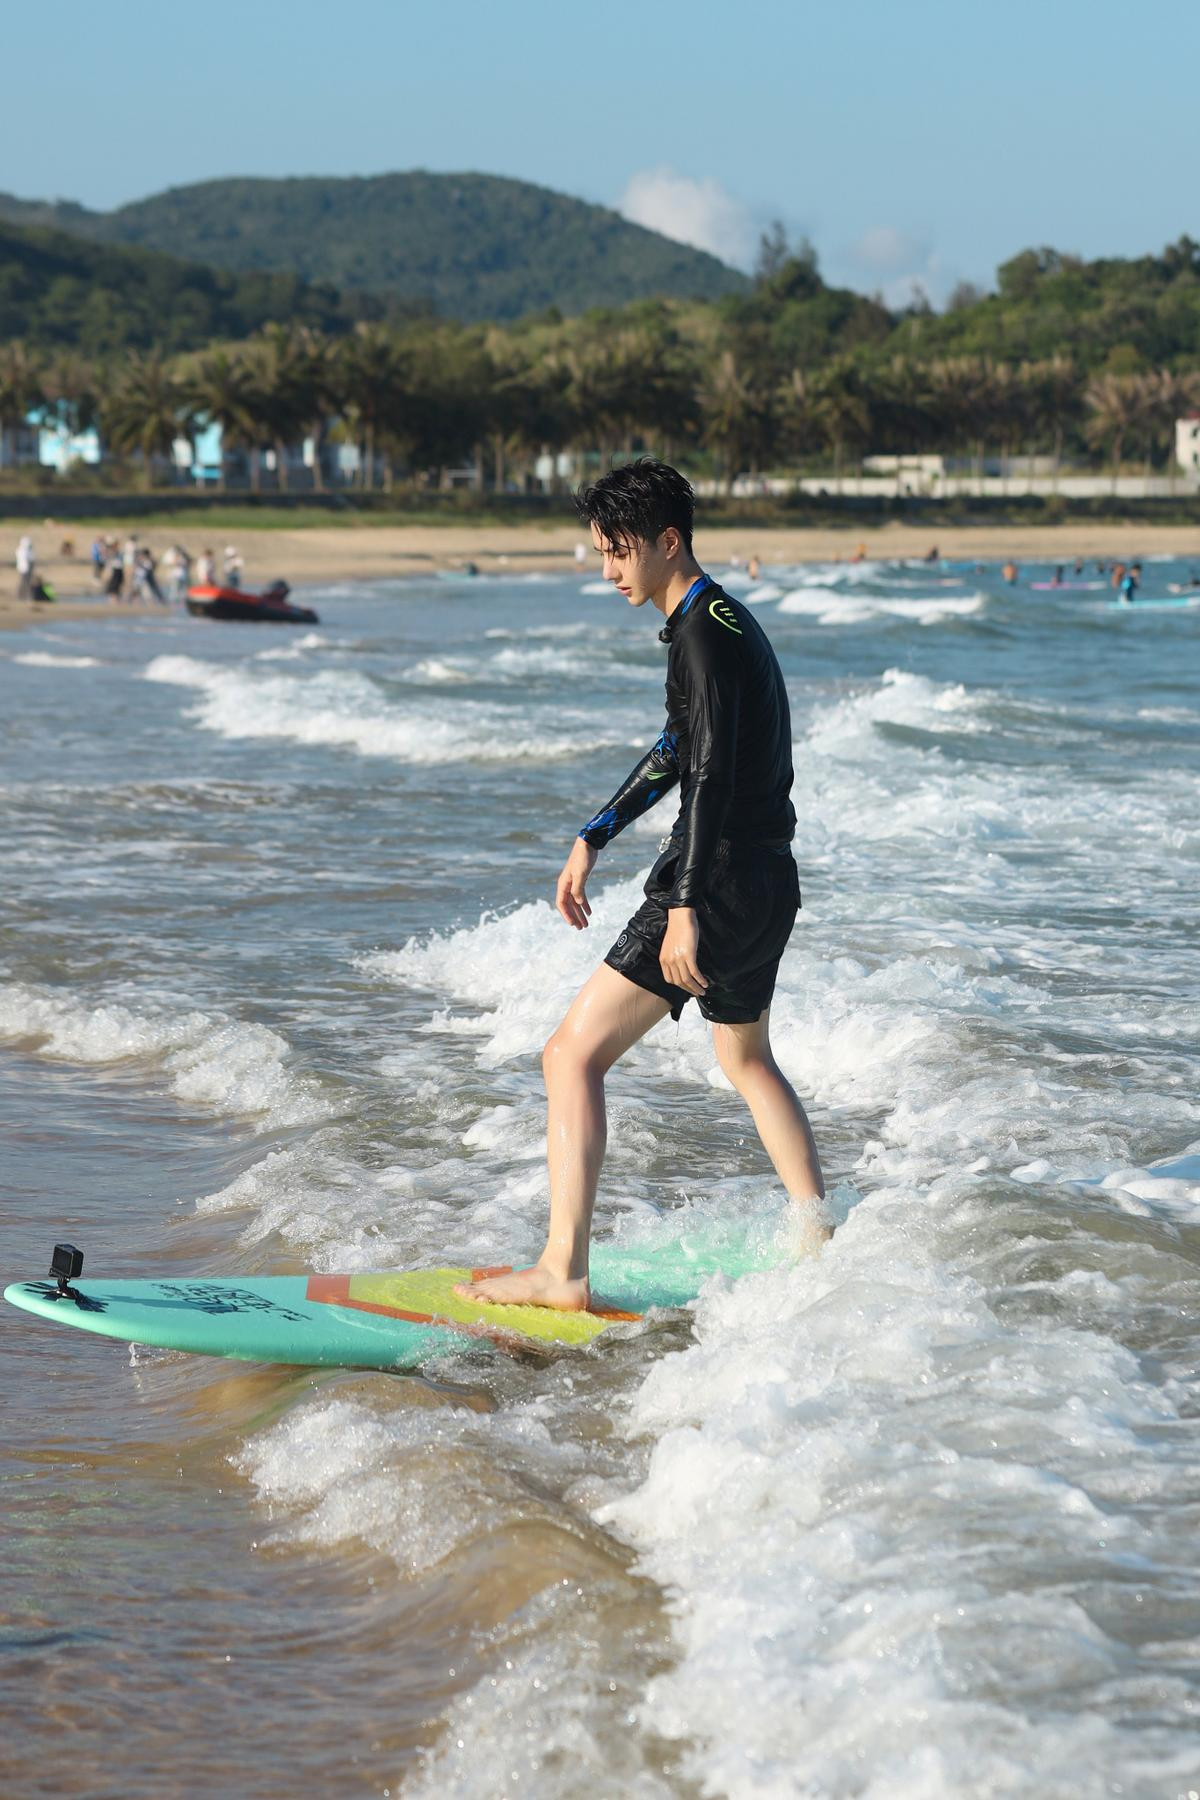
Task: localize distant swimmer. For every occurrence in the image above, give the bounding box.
[851,542,867,563]
[1117,562,1142,605]
[1110,562,1127,590]
[1001,561,1019,585]
[924,544,940,563]
[454,460,827,1315]
[748,554,761,580]
[1050,565,1066,589]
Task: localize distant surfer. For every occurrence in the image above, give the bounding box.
[1118,562,1141,605]
[456,460,826,1314]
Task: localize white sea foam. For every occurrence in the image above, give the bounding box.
[778,586,984,623]
[592,1190,1200,1796]
[12,652,101,668]
[143,653,638,763]
[0,980,328,1127]
[404,655,474,683]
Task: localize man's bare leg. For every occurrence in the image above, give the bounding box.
[454,966,671,1310]
[712,1009,830,1248]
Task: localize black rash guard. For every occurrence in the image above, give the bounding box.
[579,578,795,907]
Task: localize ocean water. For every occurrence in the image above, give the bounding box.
[2,559,1199,1799]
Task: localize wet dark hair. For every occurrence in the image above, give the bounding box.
[575,458,694,556]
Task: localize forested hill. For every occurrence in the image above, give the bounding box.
[0,219,369,354]
[0,173,748,322]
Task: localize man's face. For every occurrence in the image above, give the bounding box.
[590,522,673,606]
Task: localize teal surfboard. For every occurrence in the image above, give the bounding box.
[1108,596,1200,612]
[3,1237,772,1370]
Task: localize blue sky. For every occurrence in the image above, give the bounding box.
[4,0,1195,305]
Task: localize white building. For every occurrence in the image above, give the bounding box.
[1175,416,1200,477]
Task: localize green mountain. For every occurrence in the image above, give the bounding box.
[0,173,748,323]
[0,218,367,355]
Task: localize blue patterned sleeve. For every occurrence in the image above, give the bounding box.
[579,728,680,848]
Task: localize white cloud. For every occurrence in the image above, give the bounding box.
[850,226,929,274]
[839,224,958,309]
[618,167,758,271]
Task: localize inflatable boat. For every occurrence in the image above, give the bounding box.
[185,581,319,625]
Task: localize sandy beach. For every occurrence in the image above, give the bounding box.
[2,519,1198,630]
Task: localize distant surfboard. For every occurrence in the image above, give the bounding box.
[1107,597,1200,612]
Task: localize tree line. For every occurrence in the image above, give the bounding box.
[2,241,1200,491]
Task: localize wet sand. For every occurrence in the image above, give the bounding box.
[2,519,1197,628]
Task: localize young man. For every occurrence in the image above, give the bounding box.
[456,460,826,1314]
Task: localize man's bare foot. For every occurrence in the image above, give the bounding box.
[780,1196,833,1258]
[452,1263,591,1312]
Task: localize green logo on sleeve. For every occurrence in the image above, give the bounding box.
[709,597,743,634]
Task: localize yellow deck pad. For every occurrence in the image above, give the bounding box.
[342,1267,638,1346]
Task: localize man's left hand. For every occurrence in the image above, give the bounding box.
[660,907,707,996]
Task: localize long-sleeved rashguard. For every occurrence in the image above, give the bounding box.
[579,578,795,906]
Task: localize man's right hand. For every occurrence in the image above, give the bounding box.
[556,837,598,929]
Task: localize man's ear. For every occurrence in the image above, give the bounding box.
[660,526,681,560]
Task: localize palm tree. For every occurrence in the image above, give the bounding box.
[0,341,43,464]
[1021,356,1079,489]
[697,348,774,492]
[336,325,407,490]
[866,358,938,460]
[1137,368,1200,477]
[809,359,871,492]
[775,367,816,476]
[41,351,99,440]
[184,347,265,491]
[926,358,990,492]
[564,334,642,467]
[100,352,192,490]
[1084,372,1141,490]
[484,333,571,492]
[293,328,337,491]
[244,325,315,492]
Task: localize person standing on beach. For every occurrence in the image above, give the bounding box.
[169,544,191,602]
[15,534,35,599]
[456,460,826,1315]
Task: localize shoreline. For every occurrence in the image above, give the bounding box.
[2,520,1197,630]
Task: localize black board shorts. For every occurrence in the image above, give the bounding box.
[605,839,801,1024]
